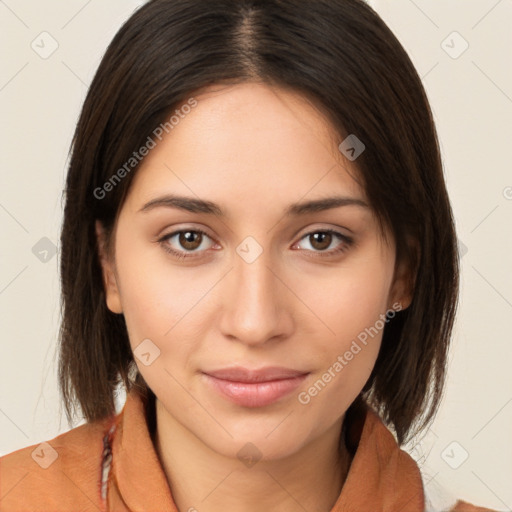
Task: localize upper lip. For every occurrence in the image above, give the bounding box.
[203,366,309,383]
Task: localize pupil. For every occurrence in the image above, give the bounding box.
[181,231,201,250]
[312,232,331,250]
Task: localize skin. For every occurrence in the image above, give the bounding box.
[96,82,412,512]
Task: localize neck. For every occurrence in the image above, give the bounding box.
[154,399,351,512]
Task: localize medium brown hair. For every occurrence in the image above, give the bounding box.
[58,0,459,445]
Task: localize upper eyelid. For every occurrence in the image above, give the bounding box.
[160,226,351,247]
[161,220,352,235]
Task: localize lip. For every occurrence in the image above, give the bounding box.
[202,366,309,407]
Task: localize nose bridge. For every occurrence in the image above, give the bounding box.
[219,239,289,344]
[233,242,279,312]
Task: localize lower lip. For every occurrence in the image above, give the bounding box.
[203,373,309,407]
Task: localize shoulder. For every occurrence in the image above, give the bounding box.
[449,500,499,512]
[0,415,116,512]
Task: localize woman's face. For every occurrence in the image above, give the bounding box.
[97,82,410,460]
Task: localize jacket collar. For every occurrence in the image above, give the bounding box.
[110,389,424,511]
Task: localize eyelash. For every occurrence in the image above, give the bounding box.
[158,228,354,261]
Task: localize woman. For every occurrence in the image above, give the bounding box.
[0,0,497,510]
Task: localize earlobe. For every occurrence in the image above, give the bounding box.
[391,280,413,311]
[389,239,419,311]
[95,220,123,314]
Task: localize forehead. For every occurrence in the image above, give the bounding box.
[124,82,367,214]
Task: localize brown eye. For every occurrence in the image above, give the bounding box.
[294,229,354,258]
[308,232,333,251]
[158,228,216,259]
[178,231,203,251]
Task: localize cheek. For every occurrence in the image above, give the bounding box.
[299,255,394,348]
[298,277,387,417]
[114,248,202,394]
[295,251,393,402]
[113,239,224,397]
[114,234,207,343]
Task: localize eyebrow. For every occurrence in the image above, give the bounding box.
[138,194,370,217]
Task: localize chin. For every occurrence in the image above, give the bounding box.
[191,414,314,463]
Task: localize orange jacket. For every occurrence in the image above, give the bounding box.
[0,389,495,511]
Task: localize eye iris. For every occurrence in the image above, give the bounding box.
[179,231,202,250]
[310,232,332,251]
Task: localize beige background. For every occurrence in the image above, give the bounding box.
[1,0,511,509]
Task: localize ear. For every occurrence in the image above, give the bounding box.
[388,237,419,311]
[95,220,123,314]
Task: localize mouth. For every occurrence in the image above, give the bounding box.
[201,366,310,408]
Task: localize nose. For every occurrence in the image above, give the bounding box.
[218,246,294,346]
